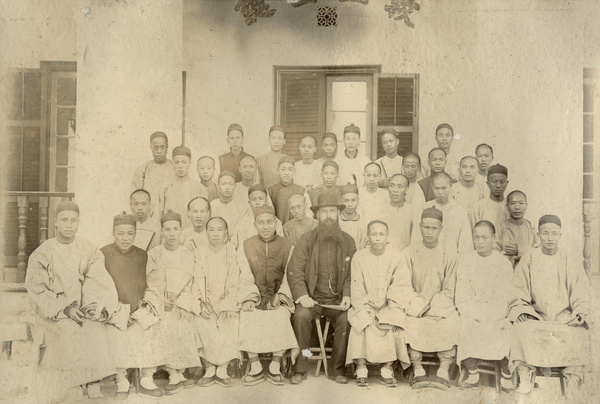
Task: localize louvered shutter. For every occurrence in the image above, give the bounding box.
[373,74,419,159]
[279,73,326,160]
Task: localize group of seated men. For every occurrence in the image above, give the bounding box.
[25,122,590,400]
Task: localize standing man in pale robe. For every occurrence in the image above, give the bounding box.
[211,170,245,229]
[434,123,459,181]
[181,196,211,251]
[418,148,457,203]
[455,221,512,389]
[308,160,342,206]
[335,124,372,188]
[25,202,121,400]
[414,173,473,254]
[258,125,290,189]
[218,123,253,183]
[131,131,176,218]
[475,143,494,191]
[508,215,590,398]
[163,145,207,227]
[268,155,312,225]
[287,192,356,385]
[144,211,203,395]
[130,189,162,251]
[473,163,509,233]
[346,220,411,388]
[358,162,388,222]
[231,184,283,249]
[194,217,256,387]
[317,132,339,164]
[497,190,540,266]
[402,152,426,207]
[338,183,368,249]
[295,135,323,190]
[239,206,300,386]
[402,207,460,390]
[452,156,486,226]
[375,174,414,251]
[375,128,403,188]
[282,193,318,246]
[102,213,166,398]
[197,156,219,202]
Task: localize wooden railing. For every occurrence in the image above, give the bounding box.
[2,191,75,283]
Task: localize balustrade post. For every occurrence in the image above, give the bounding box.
[583,203,593,276]
[16,196,28,283]
[39,197,49,244]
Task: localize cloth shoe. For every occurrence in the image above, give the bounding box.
[356,367,368,387]
[140,376,163,397]
[200,366,216,387]
[380,366,397,388]
[216,364,233,387]
[290,372,307,385]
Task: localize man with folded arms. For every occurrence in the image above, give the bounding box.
[346,220,411,388]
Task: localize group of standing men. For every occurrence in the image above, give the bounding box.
[25,122,590,400]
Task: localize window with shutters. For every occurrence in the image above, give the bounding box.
[274,66,418,161]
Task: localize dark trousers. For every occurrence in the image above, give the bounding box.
[292,304,350,377]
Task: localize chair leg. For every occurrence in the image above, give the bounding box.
[559,371,566,397]
[494,361,502,394]
[315,318,327,378]
[133,368,141,394]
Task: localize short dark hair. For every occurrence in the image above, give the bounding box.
[507,190,527,204]
[187,196,210,212]
[474,220,496,235]
[130,189,151,202]
[459,155,479,166]
[428,147,447,159]
[197,155,215,165]
[403,152,421,166]
[476,143,494,156]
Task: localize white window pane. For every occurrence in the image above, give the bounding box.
[331,81,367,111]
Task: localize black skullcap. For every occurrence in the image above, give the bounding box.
[539,214,561,228]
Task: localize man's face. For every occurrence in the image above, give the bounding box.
[288,195,306,221]
[161,220,181,248]
[227,130,244,151]
[187,198,210,230]
[173,155,191,178]
[321,137,338,158]
[55,210,79,242]
[473,225,494,256]
[432,176,452,205]
[388,176,408,204]
[435,128,453,149]
[239,157,257,182]
[150,138,168,163]
[487,173,508,197]
[368,223,388,251]
[341,193,359,216]
[459,157,478,182]
[321,166,339,188]
[254,213,277,240]
[507,193,528,220]
[130,192,151,222]
[420,217,442,245]
[197,158,215,182]
[248,190,267,211]
[299,137,316,160]
[476,146,494,172]
[381,133,399,156]
[344,133,360,153]
[402,156,420,180]
[317,206,339,224]
[269,130,286,152]
[428,150,447,174]
[218,176,236,198]
[539,223,561,252]
[363,165,381,191]
[279,162,295,185]
[207,219,228,247]
[113,224,136,253]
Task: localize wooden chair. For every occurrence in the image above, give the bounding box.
[536,367,566,397]
[308,316,331,377]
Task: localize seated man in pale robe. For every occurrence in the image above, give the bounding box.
[181,196,211,251]
[194,217,257,387]
[102,213,166,397]
[143,211,204,395]
[508,215,590,397]
[346,220,411,388]
[282,193,318,246]
[239,206,300,386]
[401,207,460,390]
[338,183,368,249]
[25,201,123,400]
[497,190,540,266]
[455,221,512,389]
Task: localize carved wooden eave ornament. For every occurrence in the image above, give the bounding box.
[234,0,421,27]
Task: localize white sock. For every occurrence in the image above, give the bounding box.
[436,367,449,380]
[381,367,393,379]
[249,360,263,375]
[413,367,426,377]
[141,376,159,390]
[115,369,130,393]
[356,367,368,378]
[216,364,229,379]
[465,369,478,384]
[169,370,186,384]
[269,361,281,375]
[87,383,104,399]
[204,366,216,378]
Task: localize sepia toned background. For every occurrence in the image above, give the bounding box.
[0,0,599,402]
